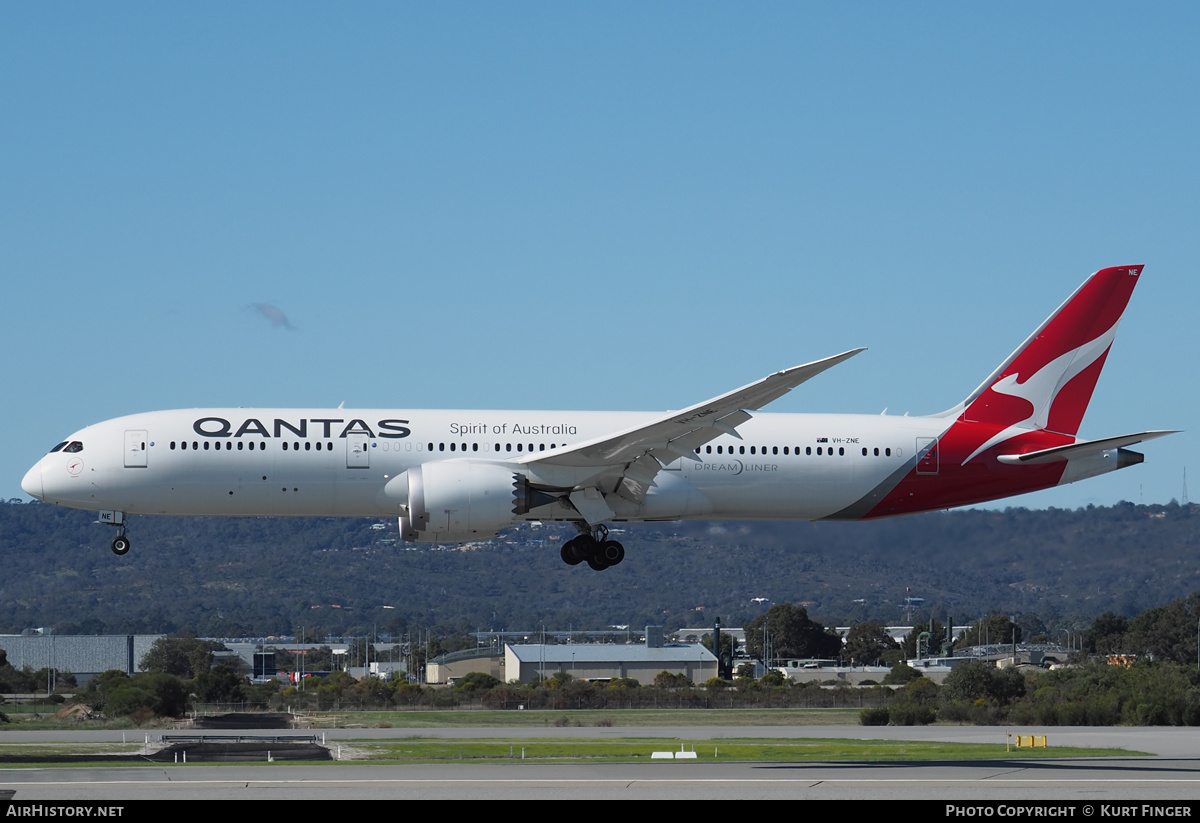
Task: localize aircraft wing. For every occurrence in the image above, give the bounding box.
[518,348,864,508]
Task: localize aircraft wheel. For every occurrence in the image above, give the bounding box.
[599,540,625,566]
[111,535,131,556]
[561,536,589,566]
[586,553,609,571]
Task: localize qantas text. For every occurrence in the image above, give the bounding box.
[192,417,411,439]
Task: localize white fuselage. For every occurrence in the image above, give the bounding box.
[23,407,950,524]
[19,266,1166,562]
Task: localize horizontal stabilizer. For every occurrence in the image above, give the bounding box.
[996,430,1179,465]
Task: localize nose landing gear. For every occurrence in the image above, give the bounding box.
[560,524,624,571]
[99,511,131,556]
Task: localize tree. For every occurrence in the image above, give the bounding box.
[941,661,1026,706]
[701,632,735,655]
[653,671,693,688]
[102,672,190,718]
[758,670,787,687]
[890,676,939,725]
[883,661,924,685]
[1086,611,1130,654]
[195,663,247,703]
[743,604,842,662]
[455,672,502,692]
[140,634,220,679]
[1122,594,1200,664]
[843,622,898,665]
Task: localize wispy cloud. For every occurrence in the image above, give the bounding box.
[250,303,296,330]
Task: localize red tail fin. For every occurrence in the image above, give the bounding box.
[960,266,1141,455]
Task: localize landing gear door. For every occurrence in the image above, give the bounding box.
[346,433,370,469]
[124,430,148,468]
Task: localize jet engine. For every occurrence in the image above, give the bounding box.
[384,460,549,544]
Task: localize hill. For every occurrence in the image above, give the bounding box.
[0,500,1195,638]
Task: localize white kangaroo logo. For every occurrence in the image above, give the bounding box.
[962,319,1120,465]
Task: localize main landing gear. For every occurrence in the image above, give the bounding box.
[560,524,625,571]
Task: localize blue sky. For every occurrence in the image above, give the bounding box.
[3,3,1196,509]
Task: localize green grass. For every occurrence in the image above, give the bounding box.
[0,742,145,758]
[0,736,1143,768]
[340,736,1142,764]
[300,707,866,728]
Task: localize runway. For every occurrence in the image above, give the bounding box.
[4,726,1200,800]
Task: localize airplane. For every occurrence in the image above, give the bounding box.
[22,265,1175,571]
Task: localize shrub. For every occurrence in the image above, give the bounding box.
[860,707,890,726]
[884,662,924,685]
[890,704,936,725]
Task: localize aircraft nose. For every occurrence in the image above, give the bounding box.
[21,463,43,500]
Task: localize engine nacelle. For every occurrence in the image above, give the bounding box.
[385,460,529,544]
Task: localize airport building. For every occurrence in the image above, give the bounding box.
[0,634,163,685]
[427,627,717,685]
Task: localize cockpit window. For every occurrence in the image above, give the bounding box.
[63,441,84,453]
[49,442,69,453]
